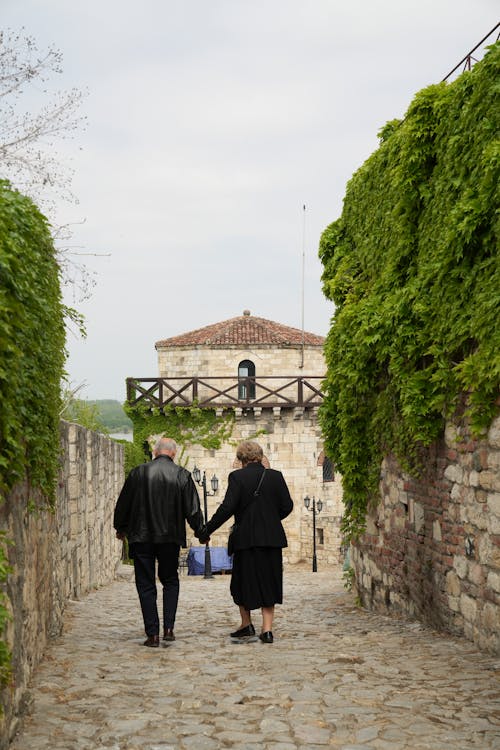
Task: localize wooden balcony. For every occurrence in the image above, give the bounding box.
[126,375,325,411]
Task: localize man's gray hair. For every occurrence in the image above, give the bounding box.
[153,437,177,455]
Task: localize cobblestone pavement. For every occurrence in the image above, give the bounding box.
[10,564,500,750]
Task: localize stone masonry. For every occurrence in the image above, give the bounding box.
[0,421,124,747]
[153,312,345,566]
[352,413,500,655]
[179,409,344,566]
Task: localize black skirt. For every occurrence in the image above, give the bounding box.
[230,547,283,610]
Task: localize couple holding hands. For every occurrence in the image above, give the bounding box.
[114,438,293,646]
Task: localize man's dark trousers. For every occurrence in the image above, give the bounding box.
[130,542,180,636]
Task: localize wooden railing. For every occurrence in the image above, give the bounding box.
[126,376,325,410]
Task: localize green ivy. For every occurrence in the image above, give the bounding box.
[0,180,66,503]
[123,403,236,475]
[319,44,500,540]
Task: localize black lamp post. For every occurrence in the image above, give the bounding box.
[304,495,323,572]
[192,466,219,579]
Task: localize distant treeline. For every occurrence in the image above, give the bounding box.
[89,400,133,432]
[62,397,133,434]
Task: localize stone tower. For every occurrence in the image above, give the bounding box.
[128,311,344,567]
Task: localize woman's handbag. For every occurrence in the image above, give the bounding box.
[227,524,238,556]
[227,469,267,556]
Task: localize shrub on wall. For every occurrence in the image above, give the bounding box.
[123,403,235,475]
[0,180,66,501]
[319,44,500,540]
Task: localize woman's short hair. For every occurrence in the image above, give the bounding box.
[236,441,263,464]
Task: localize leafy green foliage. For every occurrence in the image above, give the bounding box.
[319,44,500,540]
[61,392,109,434]
[124,403,236,476]
[0,180,66,501]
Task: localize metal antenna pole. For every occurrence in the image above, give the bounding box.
[300,203,306,369]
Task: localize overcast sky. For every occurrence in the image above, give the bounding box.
[3,1,498,400]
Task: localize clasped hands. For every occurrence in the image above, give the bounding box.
[196,524,211,544]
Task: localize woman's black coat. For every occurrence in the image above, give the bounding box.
[204,462,293,550]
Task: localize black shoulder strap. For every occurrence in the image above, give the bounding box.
[237,468,267,516]
[253,468,267,496]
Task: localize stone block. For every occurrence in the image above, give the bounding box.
[487,570,500,594]
[454,555,468,579]
[488,450,500,470]
[394,514,406,530]
[460,593,478,623]
[487,417,500,449]
[482,602,499,633]
[468,470,480,488]
[489,515,500,536]
[478,471,499,492]
[445,422,459,445]
[487,492,500,517]
[444,464,463,484]
[433,519,442,541]
[468,563,485,586]
[446,571,461,597]
[369,559,381,580]
[462,503,488,530]
[477,534,492,566]
[414,502,425,534]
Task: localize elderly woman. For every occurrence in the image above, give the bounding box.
[198,441,293,643]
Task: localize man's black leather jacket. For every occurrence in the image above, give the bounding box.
[114,455,204,546]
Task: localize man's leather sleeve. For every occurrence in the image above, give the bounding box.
[183,474,205,533]
[113,471,136,533]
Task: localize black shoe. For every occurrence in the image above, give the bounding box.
[143,635,160,647]
[230,623,256,638]
[259,631,273,643]
[163,628,175,641]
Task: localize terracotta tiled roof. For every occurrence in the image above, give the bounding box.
[155,311,325,348]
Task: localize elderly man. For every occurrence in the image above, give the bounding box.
[114,437,204,647]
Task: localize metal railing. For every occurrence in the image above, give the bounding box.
[126,375,325,410]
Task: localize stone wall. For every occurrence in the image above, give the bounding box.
[155,336,343,568]
[157,343,326,380]
[351,414,500,655]
[172,408,345,568]
[0,421,124,746]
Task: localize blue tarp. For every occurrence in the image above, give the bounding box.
[187,546,233,575]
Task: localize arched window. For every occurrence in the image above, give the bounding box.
[317,451,335,482]
[238,360,255,400]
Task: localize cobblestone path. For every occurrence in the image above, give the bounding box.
[10,565,500,749]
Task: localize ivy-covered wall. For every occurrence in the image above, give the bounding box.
[0,181,66,695]
[319,43,500,539]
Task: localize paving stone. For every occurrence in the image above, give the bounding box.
[9,566,500,750]
[355,725,380,742]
